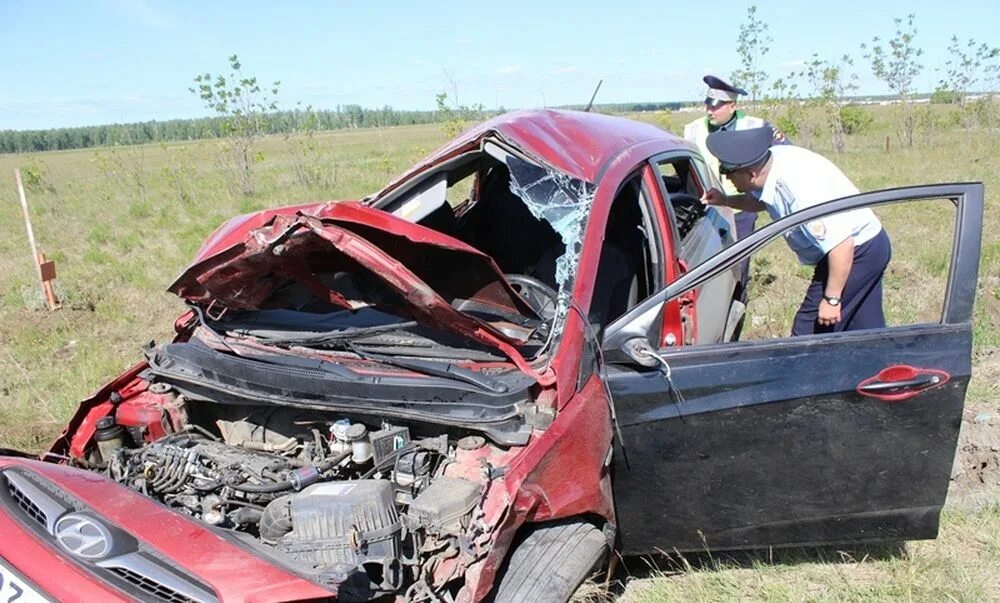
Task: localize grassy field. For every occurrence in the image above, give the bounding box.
[1,105,998,601]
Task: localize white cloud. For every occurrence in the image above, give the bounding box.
[554,65,580,74]
[498,65,521,74]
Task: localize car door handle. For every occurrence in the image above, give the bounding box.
[858,374,940,393]
[856,365,950,402]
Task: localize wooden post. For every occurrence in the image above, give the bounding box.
[14,168,59,310]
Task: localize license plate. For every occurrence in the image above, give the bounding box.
[0,558,49,603]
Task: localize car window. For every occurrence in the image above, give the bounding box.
[590,173,662,326]
[654,156,715,245]
[679,195,961,344]
[603,185,983,353]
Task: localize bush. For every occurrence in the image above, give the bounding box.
[774,115,800,138]
[839,105,874,135]
[930,89,961,104]
[19,158,56,194]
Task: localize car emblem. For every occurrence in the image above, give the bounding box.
[53,513,114,560]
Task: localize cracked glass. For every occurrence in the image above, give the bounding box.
[505,154,597,335]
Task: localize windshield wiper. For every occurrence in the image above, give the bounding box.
[239,320,420,347]
[192,305,510,393]
[347,345,509,394]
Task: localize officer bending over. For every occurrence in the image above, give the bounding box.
[701,126,891,336]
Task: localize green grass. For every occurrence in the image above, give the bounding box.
[616,503,1000,603]
[1,106,998,600]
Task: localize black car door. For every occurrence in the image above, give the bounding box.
[602,183,983,554]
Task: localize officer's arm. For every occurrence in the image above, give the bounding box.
[824,237,855,300]
[702,188,766,212]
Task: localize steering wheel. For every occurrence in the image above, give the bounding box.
[504,274,558,321]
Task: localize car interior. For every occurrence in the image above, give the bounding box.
[388,152,661,328]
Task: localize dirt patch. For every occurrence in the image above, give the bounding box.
[948,405,1000,509]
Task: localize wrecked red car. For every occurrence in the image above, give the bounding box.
[0,110,984,603]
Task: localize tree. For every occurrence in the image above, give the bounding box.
[937,36,1000,128]
[731,5,771,108]
[861,14,924,147]
[191,55,279,195]
[284,104,335,189]
[803,54,859,153]
[938,36,999,103]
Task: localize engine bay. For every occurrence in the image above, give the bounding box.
[84,382,504,601]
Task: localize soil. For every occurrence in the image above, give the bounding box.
[949,406,1000,508]
[948,348,1000,508]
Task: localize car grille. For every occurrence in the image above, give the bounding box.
[108,566,199,603]
[1,468,217,603]
[6,477,47,528]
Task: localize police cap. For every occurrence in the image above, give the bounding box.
[703,75,747,106]
[706,126,775,173]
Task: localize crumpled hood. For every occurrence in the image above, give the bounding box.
[169,202,553,384]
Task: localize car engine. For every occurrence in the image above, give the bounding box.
[90,386,492,601]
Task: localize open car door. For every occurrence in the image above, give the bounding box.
[602,183,983,554]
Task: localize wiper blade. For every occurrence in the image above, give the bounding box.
[350,346,510,394]
[243,320,419,346]
[193,305,419,346]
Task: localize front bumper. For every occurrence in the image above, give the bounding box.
[0,458,335,603]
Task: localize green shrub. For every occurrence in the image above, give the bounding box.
[930,89,961,104]
[18,157,56,194]
[840,105,874,134]
[774,115,800,138]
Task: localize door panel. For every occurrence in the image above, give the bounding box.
[604,183,984,555]
[610,325,970,553]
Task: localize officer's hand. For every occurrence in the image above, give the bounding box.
[818,299,841,326]
[701,188,726,206]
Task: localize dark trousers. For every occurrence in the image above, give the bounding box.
[792,229,892,336]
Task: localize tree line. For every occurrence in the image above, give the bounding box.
[0,100,696,156]
[0,106,450,154]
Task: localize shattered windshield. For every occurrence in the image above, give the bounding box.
[503,153,597,336]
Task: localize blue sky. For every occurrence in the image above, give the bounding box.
[2,0,998,130]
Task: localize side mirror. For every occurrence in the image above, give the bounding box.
[621,337,660,368]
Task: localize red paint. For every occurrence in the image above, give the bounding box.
[0,458,336,602]
[169,208,552,385]
[9,110,723,601]
[114,391,174,443]
[461,374,615,600]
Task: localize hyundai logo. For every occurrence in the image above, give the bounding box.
[53,513,114,560]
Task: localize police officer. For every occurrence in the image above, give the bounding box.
[683,75,785,242]
[701,126,891,336]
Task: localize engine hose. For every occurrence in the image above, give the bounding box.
[225,452,350,494]
[258,495,293,544]
[224,474,293,494]
[191,477,224,491]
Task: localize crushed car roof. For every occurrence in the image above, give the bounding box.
[374,109,692,195]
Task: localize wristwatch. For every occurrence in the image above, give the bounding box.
[823,294,842,306]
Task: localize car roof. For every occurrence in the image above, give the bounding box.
[376,109,692,195]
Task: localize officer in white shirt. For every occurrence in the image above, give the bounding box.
[701,126,891,336]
